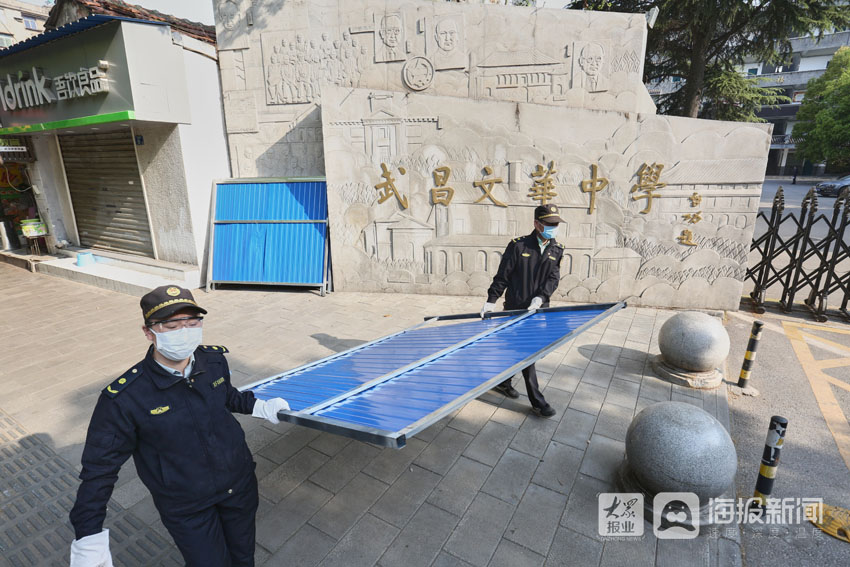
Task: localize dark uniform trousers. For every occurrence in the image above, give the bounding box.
[488,231,565,410]
[158,469,259,567]
[69,346,260,567]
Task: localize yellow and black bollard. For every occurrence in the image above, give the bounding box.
[737,320,764,395]
[751,415,788,509]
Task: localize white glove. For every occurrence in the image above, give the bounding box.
[70,529,113,567]
[252,397,290,424]
[528,297,543,311]
[480,301,496,318]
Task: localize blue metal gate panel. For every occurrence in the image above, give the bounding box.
[209,180,328,287]
[245,303,624,448]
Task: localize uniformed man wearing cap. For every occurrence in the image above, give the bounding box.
[69,285,289,567]
[480,204,566,417]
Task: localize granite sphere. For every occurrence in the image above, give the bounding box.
[625,401,737,502]
[658,311,730,372]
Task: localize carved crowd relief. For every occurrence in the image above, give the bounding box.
[262,31,366,104]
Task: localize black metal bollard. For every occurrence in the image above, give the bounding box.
[751,416,788,508]
[737,320,764,389]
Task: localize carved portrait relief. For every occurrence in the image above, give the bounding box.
[427,15,467,71]
[572,41,609,93]
[375,12,406,63]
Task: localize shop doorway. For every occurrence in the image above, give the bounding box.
[58,129,155,257]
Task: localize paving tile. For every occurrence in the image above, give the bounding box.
[568,383,608,416]
[449,399,498,436]
[309,473,388,539]
[414,426,473,475]
[258,426,323,464]
[591,345,622,367]
[264,524,336,567]
[490,405,529,429]
[308,432,353,457]
[319,514,399,567]
[362,437,428,484]
[634,396,658,415]
[639,375,672,402]
[560,347,592,371]
[378,503,459,567]
[599,530,656,567]
[111,476,148,509]
[672,391,704,408]
[481,448,539,506]
[505,484,567,555]
[255,481,333,553]
[308,441,381,493]
[560,474,615,543]
[431,551,475,567]
[532,441,583,496]
[656,534,710,567]
[593,402,633,443]
[579,434,625,484]
[369,465,442,528]
[259,447,329,503]
[546,526,604,567]
[546,364,582,393]
[427,456,492,517]
[463,421,517,466]
[510,414,558,458]
[488,538,546,567]
[443,492,515,567]
[552,408,597,450]
[580,362,615,390]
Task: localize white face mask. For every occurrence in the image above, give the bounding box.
[152,327,203,361]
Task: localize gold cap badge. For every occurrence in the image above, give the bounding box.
[166,287,180,297]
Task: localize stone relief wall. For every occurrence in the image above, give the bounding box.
[321,86,770,310]
[215,0,654,179]
[214,0,771,309]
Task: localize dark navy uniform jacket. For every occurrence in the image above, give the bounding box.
[487,231,564,310]
[69,345,257,540]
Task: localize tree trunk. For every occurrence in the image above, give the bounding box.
[682,33,710,118]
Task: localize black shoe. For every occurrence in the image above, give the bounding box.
[494,384,520,399]
[532,404,556,418]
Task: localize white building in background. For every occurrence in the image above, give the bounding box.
[0,0,50,47]
[745,31,850,175]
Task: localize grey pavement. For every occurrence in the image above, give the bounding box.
[0,262,739,566]
[726,307,850,567]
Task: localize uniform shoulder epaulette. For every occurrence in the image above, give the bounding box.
[103,366,143,398]
[512,236,522,242]
[555,242,564,249]
[199,345,229,354]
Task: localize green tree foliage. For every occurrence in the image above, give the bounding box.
[699,69,789,122]
[571,1,850,119]
[794,46,850,171]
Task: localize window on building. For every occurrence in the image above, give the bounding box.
[792,91,806,103]
[23,16,37,30]
[671,76,681,83]
[0,34,13,48]
[747,68,758,75]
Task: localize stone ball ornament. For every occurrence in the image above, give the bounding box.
[620,401,737,504]
[652,311,730,388]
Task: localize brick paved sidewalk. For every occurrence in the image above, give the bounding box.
[0,263,740,566]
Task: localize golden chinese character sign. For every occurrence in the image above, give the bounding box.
[321,75,769,310]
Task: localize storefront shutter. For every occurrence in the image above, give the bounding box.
[58,130,154,257]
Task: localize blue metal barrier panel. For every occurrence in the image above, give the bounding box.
[245,302,624,448]
[211,180,327,286]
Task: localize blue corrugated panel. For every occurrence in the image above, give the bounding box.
[314,309,604,431]
[251,317,508,410]
[212,181,328,285]
[215,182,327,221]
[248,304,622,447]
